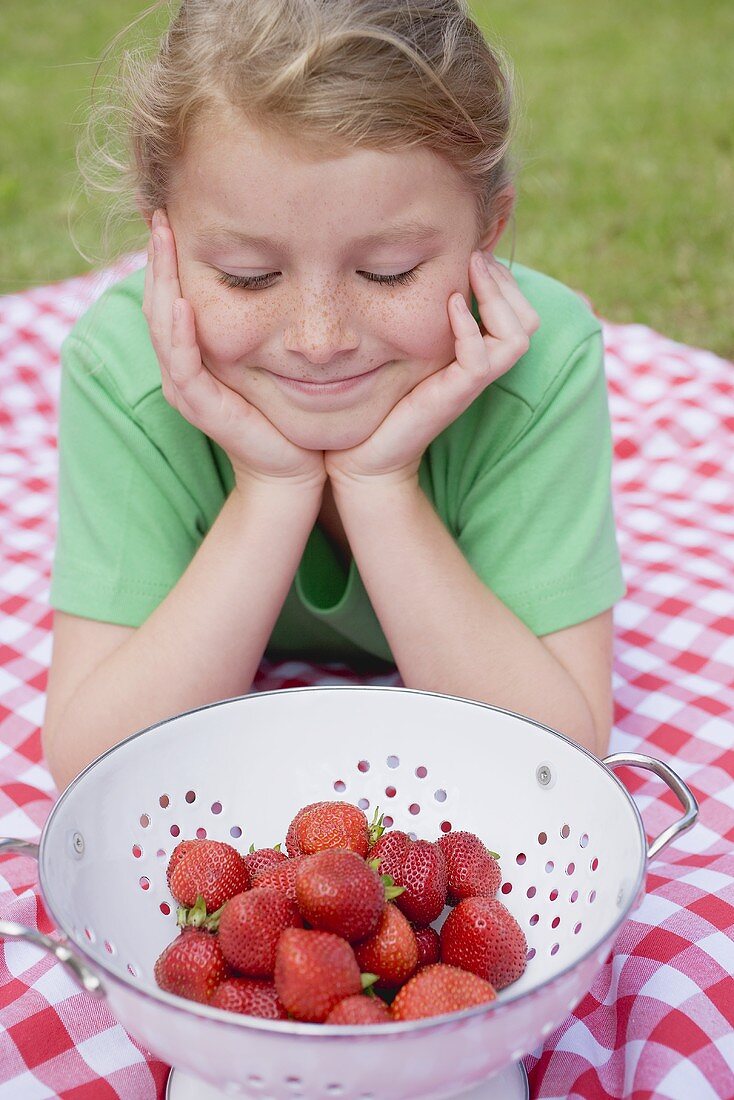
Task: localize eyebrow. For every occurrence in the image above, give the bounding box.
[193,218,444,252]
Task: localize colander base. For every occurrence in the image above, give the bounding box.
[165,1062,530,1100]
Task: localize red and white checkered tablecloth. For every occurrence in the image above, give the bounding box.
[1,253,733,1099]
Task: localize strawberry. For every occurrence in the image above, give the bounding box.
[291,801,372,858]
[274,928,366,1023]
[440,897,527,990]
[166,839,202,889]
[436,831,501,902]
[326,994,392,1025]
[295,849,386,942]
[368,829,412,881]
[391,963,496,1021]
[412,924,441,969]
[252,856,306,902]
[154,928,230,1003]
[353,903,419,987]
[209,977,288,1019]
[394,840,448,925]
[169,840,249,912]
[217,887,302,976]
[243,843,288,882]
[286,801,327,857]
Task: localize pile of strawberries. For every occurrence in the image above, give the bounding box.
[154,801,527,1024]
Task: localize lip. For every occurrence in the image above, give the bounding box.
[268,364,383,396]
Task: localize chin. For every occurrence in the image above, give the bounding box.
[277,412,380,452]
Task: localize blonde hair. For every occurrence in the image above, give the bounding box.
[74,0,518,266]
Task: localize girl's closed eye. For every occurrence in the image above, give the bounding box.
[215,266,421,291]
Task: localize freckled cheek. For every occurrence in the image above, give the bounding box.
[402,303,456,368]
[178,274,265,363]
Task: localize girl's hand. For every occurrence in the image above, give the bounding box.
[324,251,540,487]
[143,210,326,492]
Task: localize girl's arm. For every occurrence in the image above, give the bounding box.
[43,476,323,793]
[45,212,328,793]
[330,477,607,755]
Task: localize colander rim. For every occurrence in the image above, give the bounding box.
[38,684,649,1038]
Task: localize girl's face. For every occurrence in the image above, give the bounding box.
[165,112,487,450]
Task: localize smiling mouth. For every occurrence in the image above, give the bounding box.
[271,367,381,386]
[268,364,385,390]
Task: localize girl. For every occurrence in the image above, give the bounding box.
[43,0,626,793]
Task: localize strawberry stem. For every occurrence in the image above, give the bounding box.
[360,972,379,990]
[380,872,405,900]
[368,806,385,847]
[176,893,225,932]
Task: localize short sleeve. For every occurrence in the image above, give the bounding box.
[456,328,626,636]
[49,335,216,626]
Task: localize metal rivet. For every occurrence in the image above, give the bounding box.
[536,765,552,787]
[73,832,85,854]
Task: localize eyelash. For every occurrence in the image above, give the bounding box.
[215,267,421,291]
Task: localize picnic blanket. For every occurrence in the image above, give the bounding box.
[1,252,733,1100]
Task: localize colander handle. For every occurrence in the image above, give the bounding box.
[0,836,105,998]
[603,752,699,861]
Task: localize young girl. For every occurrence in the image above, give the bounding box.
[43,0,626,793]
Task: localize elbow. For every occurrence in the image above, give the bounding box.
[41,724,74,796]
[579,707,612,760]
[562,698,609,759]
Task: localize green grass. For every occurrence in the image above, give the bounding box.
[1,1,732,357]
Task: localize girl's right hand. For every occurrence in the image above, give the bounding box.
[142,209,326,492]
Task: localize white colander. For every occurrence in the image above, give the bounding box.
[1,686,696,1100]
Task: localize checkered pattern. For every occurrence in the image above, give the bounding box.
[1,254,733,1100]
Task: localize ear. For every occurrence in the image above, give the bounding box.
[476,184,516,254]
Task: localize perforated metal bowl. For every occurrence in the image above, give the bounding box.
[1,686,696,1099]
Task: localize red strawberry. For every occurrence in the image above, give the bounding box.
[326,994,392,1025]
[391,963,496,1021]
[295,849,385,942]
[154,928,230,1003]
[291,801,371,858]
[166,840,203,889]
[394,840,448,925]
[252,856,306,902]
[412,924,441,969]
[440,897,527,990]
[286,801,327,857]
[274,928,364,1023]
[209,977,288,1019]
[436,831,501,902]
[243,844,288,882]
[217,888,302,976]
[353,903,419,987]
[368,830,412,881]
[169,840,249,912]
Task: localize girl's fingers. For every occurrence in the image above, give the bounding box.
[168,298,218,401]
[470,252,528,344]
[149,217,184,357]
[168,298,263,449]
[142,236,154,321]
[145,212,218,421]
[458,257,529,377]
[482,253,541,334]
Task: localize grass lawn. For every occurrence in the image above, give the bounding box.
[2,0,732,357]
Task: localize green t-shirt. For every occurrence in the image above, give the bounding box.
[49,260,626,665]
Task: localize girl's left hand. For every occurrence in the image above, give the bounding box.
[325,250,540,487]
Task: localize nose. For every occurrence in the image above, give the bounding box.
[282,289,360,365]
